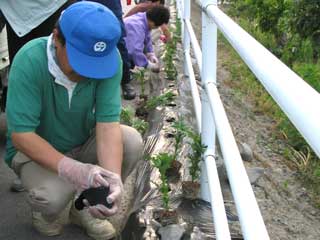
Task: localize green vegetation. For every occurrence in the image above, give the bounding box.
[164,15,181,80]
[131,68,146,97]
[171,118,206,182]
[145,91,175,110]
[187,130,206,182]
[120,106,149,135]
[172,118,189,161]
[223,1,320,203]
[151,153,175,209]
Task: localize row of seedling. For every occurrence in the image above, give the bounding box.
[164,16,181,80]
[150,117,206,226]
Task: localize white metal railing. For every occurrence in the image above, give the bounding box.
[176,0,320,239]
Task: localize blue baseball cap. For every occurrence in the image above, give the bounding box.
[59,1,121,79]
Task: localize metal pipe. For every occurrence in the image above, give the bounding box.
[200,0,220,232]
[185,52,202,132]
[204,5,320,157]
[205,82,270,240]
[183,0,191,76]
[200,0,217,203]
[185,19,202,72]
[204,150,231,240]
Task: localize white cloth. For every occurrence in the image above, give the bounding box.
[47,34,77,108]
[0,0,67,37]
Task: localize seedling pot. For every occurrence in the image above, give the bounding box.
[182,181,200,200]
[165,160,182,180]
[153,208,178,227]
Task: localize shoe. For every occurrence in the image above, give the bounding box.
[122,83,136,100]
[32,202,71,236]
[70,204,116,240]
[10,178,25,192]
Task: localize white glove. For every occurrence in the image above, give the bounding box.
[58,156,111,190]
[146,52,159,64]
[146,61,160,73]
[86,170,123,219]
[130,66,145,74]
[58,157,124,219]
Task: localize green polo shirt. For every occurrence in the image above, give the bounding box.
[5,37,122,167]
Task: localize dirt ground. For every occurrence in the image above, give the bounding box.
[189,1,320,239]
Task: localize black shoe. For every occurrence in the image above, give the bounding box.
[122,83,136,100]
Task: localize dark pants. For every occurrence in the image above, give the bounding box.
[88,0,131,85]
[4,0,131,109]
[3,1,77,111]
[5,1,77,63]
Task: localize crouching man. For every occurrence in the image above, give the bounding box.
[5,2,142,239]
[122,5,170,99]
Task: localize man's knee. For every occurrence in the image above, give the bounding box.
[121,125,143,161]
[120,125,143,180]
[28,187,72,217]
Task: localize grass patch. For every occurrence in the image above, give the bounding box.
[217,30,320,204]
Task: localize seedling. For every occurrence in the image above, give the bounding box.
[145,91,175,110]
[151,153,174,210]
[187,131,207,182]
[121,106,149,135]
[131,117,149,136]
[120,106,135,125]
[172,118,189,161]
[131,68,146,98]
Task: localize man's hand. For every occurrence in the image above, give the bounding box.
[58,156,111,190]
[146,61,160,73]
[130,66,145,74]
[146,52,159,64]
[86,170,123,219]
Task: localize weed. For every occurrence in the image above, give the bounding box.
[290,146,311,173]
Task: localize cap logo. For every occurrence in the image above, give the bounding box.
[94,41,107,52]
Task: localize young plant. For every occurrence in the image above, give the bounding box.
[151,153,174,210]
[187,131,207,182]
[120,106,135,125]
[145,91,175,110]
[121,106,148,135]
[172,118,189,161]
[131,117,149,136]
[131,68,146,97]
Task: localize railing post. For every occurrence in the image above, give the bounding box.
[183,0,190,77]
[200,0,217,203]
[201,0,232,239]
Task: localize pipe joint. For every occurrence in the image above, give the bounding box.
[202,3,217,13]
[203,149,216,160]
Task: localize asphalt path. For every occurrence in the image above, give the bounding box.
[0,113,91,240]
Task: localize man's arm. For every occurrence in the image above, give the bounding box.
[96,122,123,175]
[12,131,112,191]
[144,30,153,54]
[12,132,64,171]
[124,21,148,67]
[85,122,123,218]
